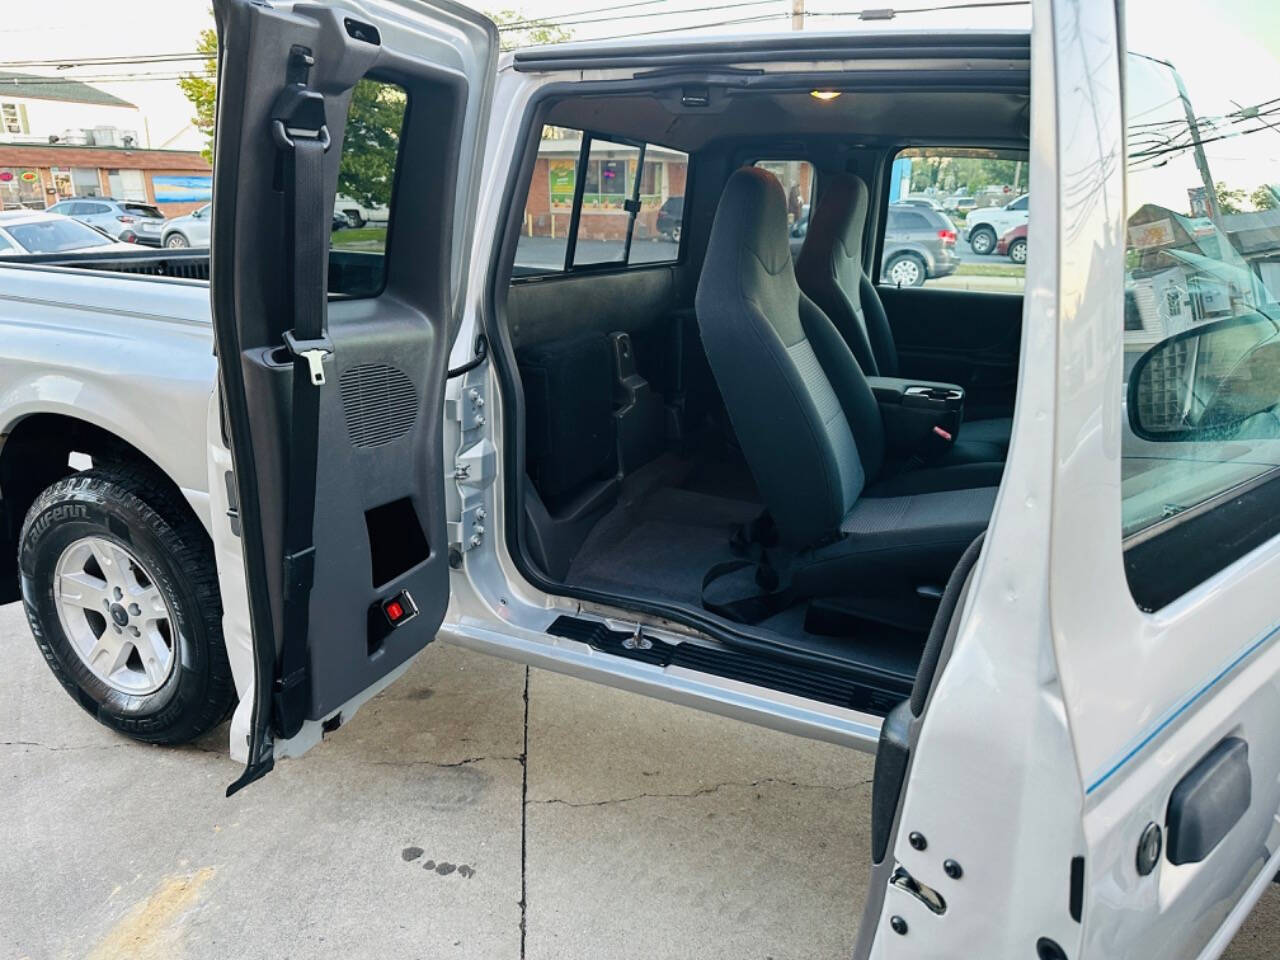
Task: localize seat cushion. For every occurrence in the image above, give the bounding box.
[962,416,1014,448]
[841,486,998,538]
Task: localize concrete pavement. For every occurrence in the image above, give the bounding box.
[2,598,1277,958]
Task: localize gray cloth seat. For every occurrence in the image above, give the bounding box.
[794,172,1013,461]
[694,167,996,620]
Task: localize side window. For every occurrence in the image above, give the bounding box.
[888,147,1029,291]
[0,231,15,253]
[754,160,814,235]
[513,125,688,276]
[328,77,407,299]
[1120,2,1280,604]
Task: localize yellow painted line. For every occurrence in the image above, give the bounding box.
[86,867,214,960]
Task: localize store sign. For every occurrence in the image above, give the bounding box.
[19,171,36,182]
[1128,217,1175,250]
[548,159,575,209]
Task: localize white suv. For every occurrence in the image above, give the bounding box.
[964,193,1028,255]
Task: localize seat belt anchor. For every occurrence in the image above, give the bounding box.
[283,330,333,386]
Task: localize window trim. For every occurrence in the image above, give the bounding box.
[514,125,688,280]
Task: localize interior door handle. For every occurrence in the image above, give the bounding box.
[1166,737,1251,865]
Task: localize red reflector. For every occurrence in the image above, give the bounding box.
[384,600,404,622]
[932,425,953,442]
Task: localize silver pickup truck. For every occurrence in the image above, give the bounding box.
[4,2,1280,956]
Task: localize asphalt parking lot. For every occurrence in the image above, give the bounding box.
[3,597,1278,959]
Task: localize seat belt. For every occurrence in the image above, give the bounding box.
[270,47,332,740]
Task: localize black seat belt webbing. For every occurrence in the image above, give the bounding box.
[270,52,331,739]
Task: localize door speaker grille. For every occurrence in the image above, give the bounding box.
[339,362,418,448]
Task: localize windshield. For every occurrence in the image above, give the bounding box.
[7,217,113,253]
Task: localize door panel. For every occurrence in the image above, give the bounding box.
[209,0,495,789]
[876,285,1022,421]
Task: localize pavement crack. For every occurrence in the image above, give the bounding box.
[358,755,521,769]
[0,739,131,752]
[529,776,874,808]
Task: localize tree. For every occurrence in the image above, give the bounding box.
[1251,184,1279,211]
[177,27,217,165]
[489,9,572,51]
[1215,181,1247,215]
[177,10,572,163]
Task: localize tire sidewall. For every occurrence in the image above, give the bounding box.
[970,227,996,255]
[165,233,189,248]
[887,254,926,287]
[1010,238,1027,263]
[19,478,214,736]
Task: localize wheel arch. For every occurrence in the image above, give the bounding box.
[0,412,205,604]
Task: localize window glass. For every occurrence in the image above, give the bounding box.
[327,77,406,298]
[891,147,1029,291]
[754,160,814,233]
[0,230,16,254]
[0,168,45,210]
[513,125,688,274]
[7,217,112,253]
[1120,3,1280,550]
[106,169,147,202]
[574,138,639,267]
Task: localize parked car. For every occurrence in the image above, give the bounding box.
[945,194,978,216]
[964,192,1029,255]
[2,6,1278,958]
[45,197,168,247]
[879,202,960,286]
[333,194,389,227]
[998,223,1028,263]
[160,203,212,248]
[655,195,683,242]
[0,210,136,256]
[900,195,946,213]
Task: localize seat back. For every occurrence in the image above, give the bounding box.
[795,172,900,377]
[695,167,884,545]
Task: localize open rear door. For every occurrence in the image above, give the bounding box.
[209,0,495,793]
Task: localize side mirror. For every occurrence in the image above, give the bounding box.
[1127,312,1280,441]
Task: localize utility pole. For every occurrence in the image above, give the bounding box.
[791,0,804,31]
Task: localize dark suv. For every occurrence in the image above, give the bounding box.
[655,196,683,242]
[879,203,960,286]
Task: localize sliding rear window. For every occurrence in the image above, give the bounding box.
[513,125,688,277]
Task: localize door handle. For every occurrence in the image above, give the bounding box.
[1166,737,1251,865]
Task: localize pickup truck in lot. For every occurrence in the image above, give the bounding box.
[2,1,1280,957]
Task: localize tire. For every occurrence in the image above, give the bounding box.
[969,226,997,256]
[671,223,681,244]
[19,468,234,745]
[164,232,189,249]
[344,210,365,228]
[1008,237,1027,264]
[885,253,927,288]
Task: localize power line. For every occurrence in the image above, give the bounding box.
[497,0,779,33]
[0,52,209,69]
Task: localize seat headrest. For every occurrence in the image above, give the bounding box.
[805,172,869,262]
[705,166,795,278]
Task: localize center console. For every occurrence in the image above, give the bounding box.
[866,376,966,461]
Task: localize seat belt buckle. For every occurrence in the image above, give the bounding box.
[283,330,333,386]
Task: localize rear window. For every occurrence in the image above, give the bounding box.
[513,125,689,276]
[753,160,814,234]
[123,203,164,219]
[7,217,111,253]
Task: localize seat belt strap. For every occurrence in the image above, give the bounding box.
[270,47,331,739]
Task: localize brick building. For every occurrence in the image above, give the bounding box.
[0,143,211,217]
[0,71,210,217]
[521,134,689,242]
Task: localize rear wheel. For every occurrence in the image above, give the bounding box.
[969,226,997,256]
[344,210,365,228]
[19,469,234,745]
[671,223,681,244]
[1008,237,1027,264]
[164,232,189,249]
[885,253,926,288]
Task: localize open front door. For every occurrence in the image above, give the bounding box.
[209,0,495,792]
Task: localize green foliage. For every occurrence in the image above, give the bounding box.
[1250,184,1279,211]
[908,155,1024,196]
[1215,181,1248,215]
[337,79,406,208]
[489,8,573,51]
[176,27,218,165]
